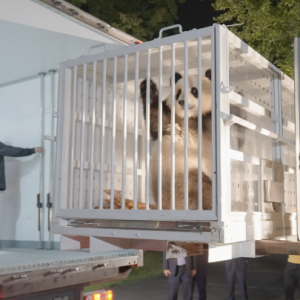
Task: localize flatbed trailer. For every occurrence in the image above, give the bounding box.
[0,248,142,299]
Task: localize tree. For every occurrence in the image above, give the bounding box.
[66,0,185,41]
[212,0,300,77]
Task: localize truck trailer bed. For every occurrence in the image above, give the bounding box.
[0,248,141,299]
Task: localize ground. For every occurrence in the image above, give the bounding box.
[111,254,300,300]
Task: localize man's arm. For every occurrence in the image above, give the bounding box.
[0,142,43,157]
[163,252,171,277]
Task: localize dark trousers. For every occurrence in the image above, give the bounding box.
[285,262,300,300]
[225,258,248,300]
[192,262,207,300]
[168,265,192,300]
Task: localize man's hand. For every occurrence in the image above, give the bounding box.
[164,269,171,277]
[35,147,44,153]
[191,270,196,277]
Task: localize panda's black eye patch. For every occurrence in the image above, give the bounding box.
[176,89,182,100]
[191,87,198,98]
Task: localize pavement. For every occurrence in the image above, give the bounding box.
[112,255,300,300]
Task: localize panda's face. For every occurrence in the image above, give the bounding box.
[166,72,212,118]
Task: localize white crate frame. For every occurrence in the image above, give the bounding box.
[52,24,297,245]
[54,26,218,222]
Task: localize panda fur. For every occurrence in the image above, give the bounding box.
[140,70,213,210]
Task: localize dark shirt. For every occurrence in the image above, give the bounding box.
[0,142,35,190]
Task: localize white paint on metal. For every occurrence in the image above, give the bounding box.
[52,24,297,252]
[171,44,175,210]
[79,64,87,209]
[184,40,189,210]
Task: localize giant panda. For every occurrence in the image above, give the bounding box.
[140,70,213,210]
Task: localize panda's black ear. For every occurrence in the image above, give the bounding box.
[169,72,182,86]
[175,72,182,84]
[205,69,211,81]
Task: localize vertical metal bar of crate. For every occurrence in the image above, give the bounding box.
[184,40,189,210]
[198,37,203,210]
[48,69,56,249]
[69,66,77,209]
[79,64,86,208]
[212,26,217,215]
[145,49,151,209]
[158,47,163,210]
[99,60,107,209]
[110,57,117,209]
[122,55,128,209]
[171,44,175,210]
[133,52,139,209]
[79,64,87,209]
[294,37,300,241]
[274,75,285,236]
[38,72,45,249]
[88,62,97,209]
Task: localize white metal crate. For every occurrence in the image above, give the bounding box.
[52,24,297,254]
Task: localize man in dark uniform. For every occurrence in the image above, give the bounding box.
[163,253,197,300]
[225,257,248,300]
[192,251,208,300]
[0,141,43,191]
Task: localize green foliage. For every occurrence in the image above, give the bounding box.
[212,0,300,77]
[67,0,185,41]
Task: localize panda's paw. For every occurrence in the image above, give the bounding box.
[140,79,158,103]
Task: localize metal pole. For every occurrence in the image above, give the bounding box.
[171,44,175,210]
[37,72,46,250]
[184,41,189,210]
[145,50,151,209]
[99,60,107,209]
[110,57,117,210]
[69,66,78,209]
[133,53,139,209]
[79,64,87,209]
[198,38,203,210]
[158,47,162,210]
[46,69,56,250]
[294,37,300,241]
[121,55,128,209]
[88,62,97,209]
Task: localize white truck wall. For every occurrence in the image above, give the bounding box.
[0,73,59,248]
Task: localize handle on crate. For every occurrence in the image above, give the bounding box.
[88,43,106,55]
[37,194,42,232]
[158,24,182,38]
[47,193,52,232]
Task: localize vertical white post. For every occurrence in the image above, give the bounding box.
[110,57,117,209]
[294,37,300,241]
[68,66,77,209]
[171,44,175,210]
[133,53,139,209]
[274,76,285,236]
[145,50,151,209]
[184,41,189,210]
[88,62,97,209]
[79,64,87,209]
[158,47,163,210]
[47,69,56,250]
[38,72,45,249]
[122,55,128,209]
[215,25,230,227]
[99,60,107,209]
[198,38,203,210]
